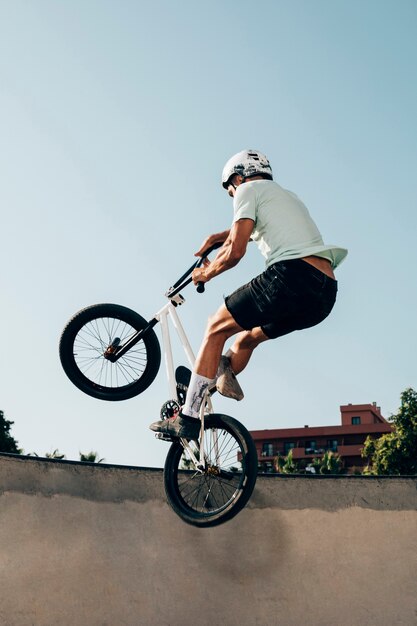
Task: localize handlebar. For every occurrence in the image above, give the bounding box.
[165,242,223,299]
[198,241,223,260]
[194,242,222,293]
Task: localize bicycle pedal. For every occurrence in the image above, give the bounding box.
[155,433,174,443]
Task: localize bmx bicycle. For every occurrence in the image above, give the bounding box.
[59,244,258,527]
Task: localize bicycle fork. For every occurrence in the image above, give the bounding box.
[150,302,220,475]
[180,391,218,473]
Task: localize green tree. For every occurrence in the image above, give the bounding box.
[0,410,21,454]
[312,450,344,474]
[274,449,298,474]
[273,449,345,475]
[362,388,417,475]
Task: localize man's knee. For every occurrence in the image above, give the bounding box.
[205,314,229,339]
[205,306,241,341]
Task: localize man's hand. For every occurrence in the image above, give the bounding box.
[192,259,210,286]
[194,231,230,258]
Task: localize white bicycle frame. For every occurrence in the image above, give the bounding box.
[154,294,214,471]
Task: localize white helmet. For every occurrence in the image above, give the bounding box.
[221,149,273,189]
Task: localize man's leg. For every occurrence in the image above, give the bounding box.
[149,304,244,438]
[193,304,244,379]
[186,312,271,408]
[226,326,270,375]
[181,304,245,416]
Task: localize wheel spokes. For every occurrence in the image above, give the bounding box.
[73,317,148,388]
[177,425,244,515]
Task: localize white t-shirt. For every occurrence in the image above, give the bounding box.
[233,180,348,269]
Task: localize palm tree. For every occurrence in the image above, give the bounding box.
[79,451,105,463]
[45,449,66,460]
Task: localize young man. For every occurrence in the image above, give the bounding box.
[150,149,347,439]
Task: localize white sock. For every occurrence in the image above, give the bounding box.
[182,372,215,419]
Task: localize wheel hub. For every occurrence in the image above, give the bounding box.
[206,465,220,476]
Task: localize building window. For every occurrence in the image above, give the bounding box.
[305,441,317,454]
[262,442,274,457]
[352,416,361,425]
[327,439,338,452]
[284,442,295,455]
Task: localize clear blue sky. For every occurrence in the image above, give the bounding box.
[1,0,416,467]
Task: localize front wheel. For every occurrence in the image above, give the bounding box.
[59,303,161,401]
[164,414,258,528]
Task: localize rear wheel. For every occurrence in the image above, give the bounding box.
[164,414,258,527]
[59,303,161,401]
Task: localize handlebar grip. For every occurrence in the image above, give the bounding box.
[194,243,222,294]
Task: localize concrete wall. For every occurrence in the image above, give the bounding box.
[0,454,416,626]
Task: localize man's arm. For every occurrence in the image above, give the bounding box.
[194,230,230,258]
[192,219,254,285]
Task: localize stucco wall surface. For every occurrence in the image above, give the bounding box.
[0,454,416,626]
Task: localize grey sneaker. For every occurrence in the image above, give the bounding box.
[216,355,244,401]
[149,412,200,440]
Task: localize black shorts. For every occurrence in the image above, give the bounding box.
[224,259,338,339]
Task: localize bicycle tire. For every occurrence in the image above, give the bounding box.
[59,303,161,401]
[163,413,258,528]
